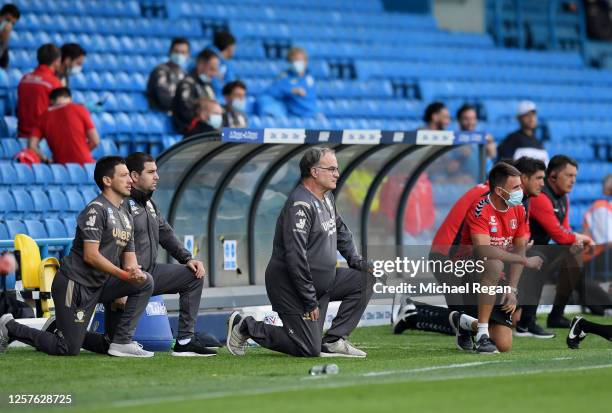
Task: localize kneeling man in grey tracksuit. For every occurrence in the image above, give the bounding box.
[227,147,374,358]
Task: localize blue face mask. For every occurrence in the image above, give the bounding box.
[208,114,222,129]
[231,99,246,112]
[170,53,189,70]
[0,20,8,31]
[199,73,210,83]
[499,187,524,207]
[291,60,306,75]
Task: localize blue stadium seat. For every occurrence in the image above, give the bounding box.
[0,189,16,218]
[65,163,89,184]
[65,189,85,212]
[11,187,34,212]
[0,221,8,240]
[29,189,52,216]
[0,163,16,186]
[80,187,99,203]
[4,220,27,238]
[0,139,20,158]
[13,163,34,185]
[62,217,77,237]
[23,219,48,239]
[92,139,119,158]
[32,163,53,187]
[49,164,70,186]
[44,218,69,238]
[46,188,69,213]
[84,163,95,182]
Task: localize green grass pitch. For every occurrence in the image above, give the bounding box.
[2,316,612,413]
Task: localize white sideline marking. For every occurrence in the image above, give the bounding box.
[362,361,504,377]
[111,361,612,408]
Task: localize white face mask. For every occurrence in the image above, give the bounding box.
[208,113,222,129]
[68,65,83,75]
[170,53,189,70]
[291,60,306,75]
[231,98,246,112]
[199,73,210,83]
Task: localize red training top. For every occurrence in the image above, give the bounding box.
[32,102,95,165]
[431,182,490,256]
[17,65,62,137]
[457,194,529,256]
[529,191,576,245]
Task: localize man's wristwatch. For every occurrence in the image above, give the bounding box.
[510,287,518,295]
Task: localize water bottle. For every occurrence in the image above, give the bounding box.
[309,364,339,376]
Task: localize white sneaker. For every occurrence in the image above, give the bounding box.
[320,338,366,358]
[108,341,154,358]
[0,313,14,354]
[226,311,248,356]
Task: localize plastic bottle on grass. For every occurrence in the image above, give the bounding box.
[309,364,339,376]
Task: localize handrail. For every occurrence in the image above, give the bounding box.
[0,237,73,258]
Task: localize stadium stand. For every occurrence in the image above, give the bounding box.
[0,0,610,240]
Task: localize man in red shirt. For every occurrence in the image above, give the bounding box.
[529,155,593,328]
[457,162,543,353]
[29,87,99,165]
[16,43,62,137]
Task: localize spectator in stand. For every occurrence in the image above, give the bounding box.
[423,101,450,130]
[497,101,549,164]
[16,43,62,137]
[29,87,99,165]
[183,98,223,139]
[58,43,86,87]
[172,49,219,133]
[222,80,248,128]
[0,3,19,69]
[208,31,236,97]
[457,103,497,162]
[147,38,190,113]
[264,47,318,117]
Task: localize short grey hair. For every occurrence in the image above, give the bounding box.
[299,147,335,179]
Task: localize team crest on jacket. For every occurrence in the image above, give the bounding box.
[510,219,517,229]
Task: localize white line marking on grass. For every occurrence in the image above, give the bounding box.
[362,361,505,377]
[551,357,574,361]
[109,361,612,409]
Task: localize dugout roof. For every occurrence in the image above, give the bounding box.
[155,128,487,288]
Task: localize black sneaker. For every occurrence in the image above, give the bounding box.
[567,316,586,349]
[449,311,474,351]
[547,314,571,329]
[475,334,499,354]
[172,335,217,357]
[515,322,555,339]
[195,331,223,349]
[392,295,417,335]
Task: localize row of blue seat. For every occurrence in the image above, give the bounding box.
[0,218,77,240]
[484,100,612,122]
[420,80,612,103]
[300,41,584,69]
[357,61,612,85]
[0,162,93,186]
[171,3,429,28]
[174,0,383,12]
[14,0,140,17]
[0,187,96,218]
[16,14,203,38]
[228,20,495,48]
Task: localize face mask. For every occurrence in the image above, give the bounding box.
[170,53,188,69]
[208,114,222,129]
[68,65,82,75]
[0,20,7,31]
[199,73,210,83]
[291,60,306,75]
[498,187,523,207]
[231,98,246,112]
